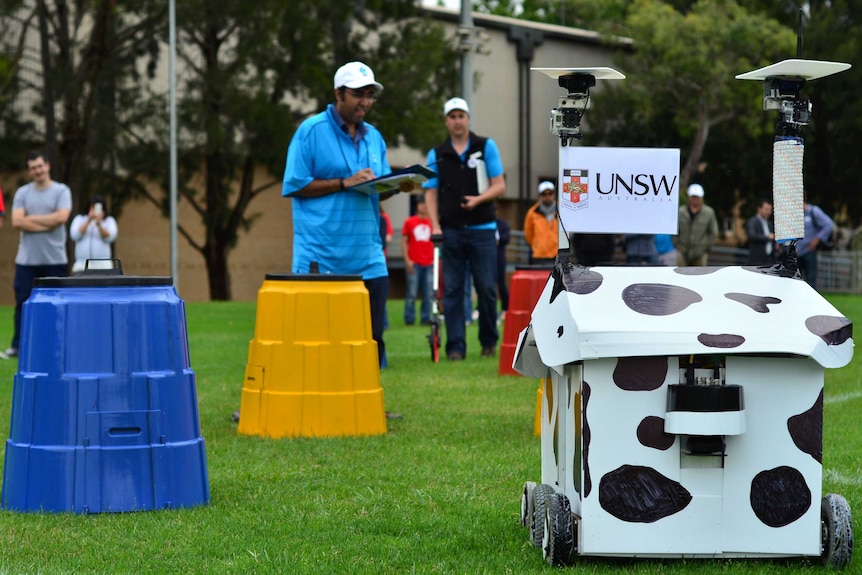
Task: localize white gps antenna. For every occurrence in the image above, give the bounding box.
[736,12,850,272]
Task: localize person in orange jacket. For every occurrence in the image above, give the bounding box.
[523,180,558,265]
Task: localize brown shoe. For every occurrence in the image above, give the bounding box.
[481,347,496,358]
[447,351,465,361]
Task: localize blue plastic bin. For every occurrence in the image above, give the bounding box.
[1,272,210,513]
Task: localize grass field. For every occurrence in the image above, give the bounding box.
[0,293,857,574]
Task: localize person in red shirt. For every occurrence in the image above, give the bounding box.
[379,205,393,255]
[401,196,434,325]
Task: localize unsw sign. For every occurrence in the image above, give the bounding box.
[558,147,680,235]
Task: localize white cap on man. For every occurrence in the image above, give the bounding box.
[687,183,705,197]
[538,181,555,194]
[334,61,384,92]
[443,97,470,116]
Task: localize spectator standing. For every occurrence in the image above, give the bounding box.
[572,234,615,266]
[70,195,119,273]
[5,150,72,359]
[655,234,677,266]
[0,184,6,226]
[401,196,433,326]
[424,97,506,360]
[623,234,658,265]
[524,180,558,266]
[282,61,392,372]
[745,199,775,266]
[495,210,511,319]
[379,205,393,255]
[675,183,719,266]
[797,200,835,289]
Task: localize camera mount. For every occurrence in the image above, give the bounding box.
[737,59,849,138]
[533,67,625,146]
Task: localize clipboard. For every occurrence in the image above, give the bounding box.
[349,164,437,195]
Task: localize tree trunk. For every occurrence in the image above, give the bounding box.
[680,106,711,191]
[205,238,232,301]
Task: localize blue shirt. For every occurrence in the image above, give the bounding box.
[655,234,675,255]
[283,104,391,279]
[797,203,834,257]
[423,137,504,231]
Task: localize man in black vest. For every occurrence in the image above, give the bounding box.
[423,97,506,360]
[745,198,775,265]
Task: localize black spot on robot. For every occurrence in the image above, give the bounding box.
[787,389,823,464]
[563,266,604,295]
[725,292,782,313]
[557,325,564,338]
[613,356,668,391]
[741,265,799,279]
[697,333,745,348]
[583,381,592,498]
[637,416,675,450]
[599,465,692,523]
[750,466,811,528]
[805,315,853,346]
[673,267,723,275]
[550,265,603,303]
[622,284,703,316]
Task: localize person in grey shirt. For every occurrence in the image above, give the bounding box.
[4,150,72,359]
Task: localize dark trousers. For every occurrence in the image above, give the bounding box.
[364,275,389,366]
[441,227,498,356]
[12,264,68,349]
[496,254,509,312]
[798,251,818,289]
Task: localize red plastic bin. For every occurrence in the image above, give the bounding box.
[499,266,552,376]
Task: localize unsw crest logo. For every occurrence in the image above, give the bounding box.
[562,169,589,211]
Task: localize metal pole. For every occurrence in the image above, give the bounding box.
[169,0,179,288]
[459,0,473,106]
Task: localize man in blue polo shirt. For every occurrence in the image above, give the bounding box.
[423,97,506,361]
[283,61,393,371]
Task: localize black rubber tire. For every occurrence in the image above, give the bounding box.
[531,483,555,547]
[543,492,575,567]
[520,481,536,528]
[821,493,854,569]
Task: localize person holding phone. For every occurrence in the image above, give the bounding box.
[69,195,118,273]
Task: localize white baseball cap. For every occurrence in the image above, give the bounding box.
[333,61,383,92]
[687,183,705,197]
[538,181,555,194]
[443,97,470,116]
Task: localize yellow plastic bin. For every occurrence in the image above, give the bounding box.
[238,274,386,438]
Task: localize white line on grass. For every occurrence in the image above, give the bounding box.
[823,468,862,487]
[824,390,862,405]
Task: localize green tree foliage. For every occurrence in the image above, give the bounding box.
[592,0,796,191]
[793,1,862,225]
[476,0,811,233]
[2,0,458,300]
[0,1,165,208]
[0,1,46,171]
[129,0,459,300]
[475,0,628,31]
